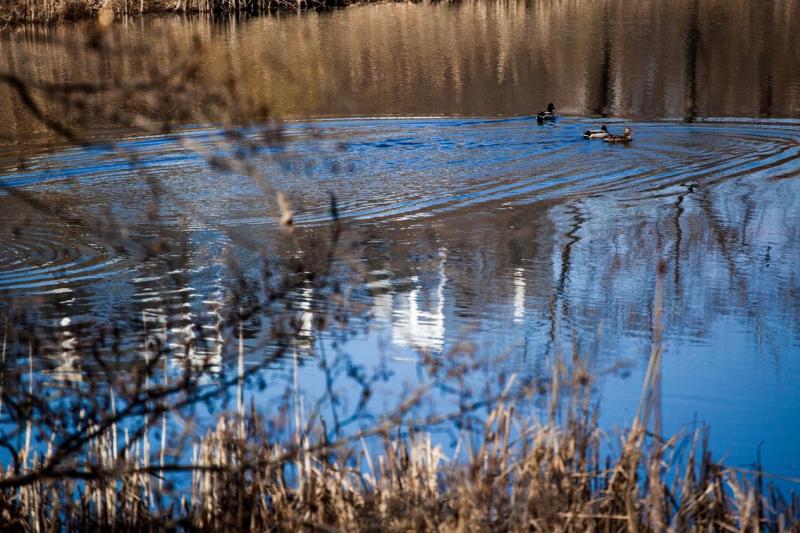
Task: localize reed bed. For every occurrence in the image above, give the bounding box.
[0,0,376,26]
[1,256,797,531]
[1,349,798,530]
[2,393,798,530]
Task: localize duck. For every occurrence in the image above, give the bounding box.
[604,127,633,143]
[583,125,609,139]
[536,103,556,123]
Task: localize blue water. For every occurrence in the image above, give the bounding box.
[1,117,799,486]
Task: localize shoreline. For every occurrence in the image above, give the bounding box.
[0,0,398,28]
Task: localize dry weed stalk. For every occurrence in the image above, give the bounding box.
[1,0,369,26]
[3,264,797,531]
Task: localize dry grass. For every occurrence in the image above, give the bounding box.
[0,0,99,25]
[0,0,378,26]
[1,309,798,531]
[2,375,798,531]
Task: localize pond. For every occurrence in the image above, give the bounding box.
[1,0,799,486]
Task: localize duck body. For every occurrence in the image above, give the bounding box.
[583,125,609,139]
[604,127,633,143]
[536,102,557,123]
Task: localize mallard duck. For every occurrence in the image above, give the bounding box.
[583,125,609,139]
[604,127,633,143]
[536,103,556,123]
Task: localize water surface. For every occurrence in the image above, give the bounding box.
[1,0,800,486]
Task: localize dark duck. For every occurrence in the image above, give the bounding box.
[536,103,556,123]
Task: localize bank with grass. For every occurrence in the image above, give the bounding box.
[1,0,377,26]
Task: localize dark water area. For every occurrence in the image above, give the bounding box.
[1,0,800,486]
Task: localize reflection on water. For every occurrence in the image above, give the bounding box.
[3,117,798,482]
[1,0,800,485]
[2,0,800,153]
[387,249,447,354]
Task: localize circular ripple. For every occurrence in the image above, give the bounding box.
[0,221,128,294]
[1,118,799,297]
[281,119,800,224]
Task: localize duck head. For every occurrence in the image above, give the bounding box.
[602,125,608,132]
[624,127,633,137]
[547,102,555,113]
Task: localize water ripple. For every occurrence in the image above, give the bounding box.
[1,118,799,297]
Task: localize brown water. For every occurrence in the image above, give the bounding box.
[1,0,800,485]
[2,0,800,149]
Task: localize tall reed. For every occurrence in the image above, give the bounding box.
[1,264,797,530]
[2,360,797,530]
[1,0,366,26]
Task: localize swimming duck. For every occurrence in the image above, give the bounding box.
[583,125,609,139]
[536,103,556,123]
[604,127,633,143]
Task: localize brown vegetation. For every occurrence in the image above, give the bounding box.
[0,215,794,529]
[0,0,374,27]
[1,347,797,530]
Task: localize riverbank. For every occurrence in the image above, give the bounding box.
[0,0,383,26]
